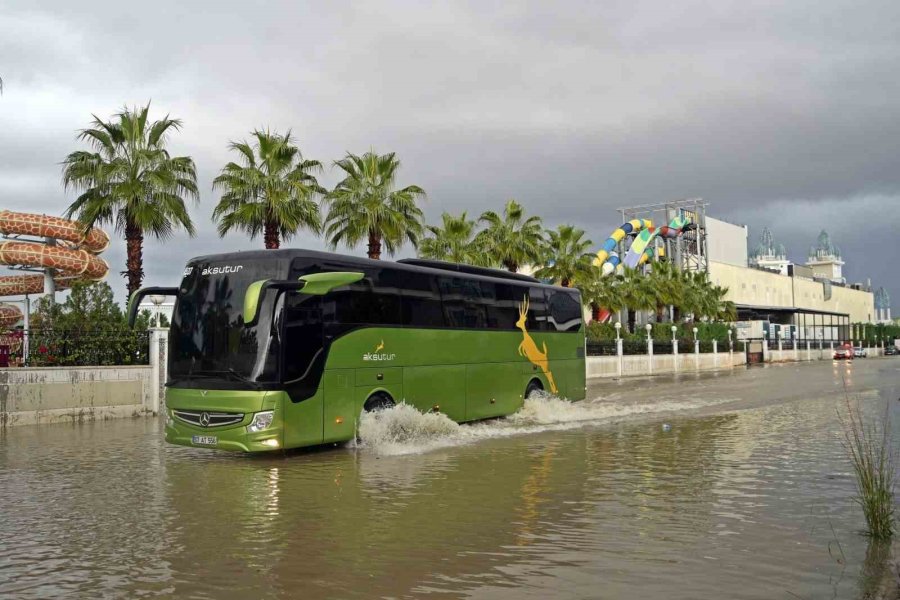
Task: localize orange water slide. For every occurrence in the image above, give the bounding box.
[0,210,111,326]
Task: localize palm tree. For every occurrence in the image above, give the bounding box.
[578,268,622,322]
[419,212,493,266]
[63,103,198,297]
[212,130,324,249]
[476,200,544,272]
[534,224,594,287]
[618,267,658,332]
[323,151,425,259]
[646,260,683,322]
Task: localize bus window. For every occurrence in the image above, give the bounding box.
[282,294,323,383]
[323,267,401,326]
[547,289,583,332]
[399,271,443,327]
[438,276,487,329]
[488,283,520,330]
[526,287,551,331]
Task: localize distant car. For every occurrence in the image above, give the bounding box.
[884,346,898,356]
[834,344,854,360]
[853,347,867,358]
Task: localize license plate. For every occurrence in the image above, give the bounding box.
[192,435,217,446]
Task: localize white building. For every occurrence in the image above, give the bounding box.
[805,230,845,284]
[749,227,790,275]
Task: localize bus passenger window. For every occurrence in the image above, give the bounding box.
[399,271,443,327]
[439,276,487,329]
[547,290,583,332]
[488,283,520,330]
[526,287,551,331]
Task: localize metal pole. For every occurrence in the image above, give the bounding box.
[23,295,30,366]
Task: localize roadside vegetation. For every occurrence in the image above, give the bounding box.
[839,396,896,540]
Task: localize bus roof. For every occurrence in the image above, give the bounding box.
[184,248,578,293]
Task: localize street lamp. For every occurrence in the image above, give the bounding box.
[614,322,621,340]
[645,323,653,342]
[149,295,165,327]
[671,325,677,342]
[692,327,698,341]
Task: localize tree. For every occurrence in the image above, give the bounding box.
[646,260,683,322]
[534,224,594,287]
[63,103,198,297]
[212,129,324,249]
[323,151,425,259]
[618,267,658,332]
[578,268,623,322]
[418,211,493,265]
[476,200,544,272]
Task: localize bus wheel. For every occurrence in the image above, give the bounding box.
[364,392,395,413]
[525,379,543,399]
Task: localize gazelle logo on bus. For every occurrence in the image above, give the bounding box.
[516,296,558,394]
[363,339,395,362]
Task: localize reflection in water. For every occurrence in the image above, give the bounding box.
[1,360,899,599]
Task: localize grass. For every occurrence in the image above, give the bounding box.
[839,394,896,540]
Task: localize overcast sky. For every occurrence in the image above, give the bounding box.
[1,0,898,309]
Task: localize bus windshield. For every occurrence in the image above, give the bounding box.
[169,258,290,388]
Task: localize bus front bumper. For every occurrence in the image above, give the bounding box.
[164,388,285,452]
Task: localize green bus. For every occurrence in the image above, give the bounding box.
[130,249,586,452]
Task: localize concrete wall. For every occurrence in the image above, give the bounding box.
[587,350,746,379]
[709,260,875,322]
[0,366,154,426]
[706,217,749,267]
[0,328,167,427]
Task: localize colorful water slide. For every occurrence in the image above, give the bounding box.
[593,219,652,275]
[624,214,692,268]
[0,210,110,327]
[591,214,692,323]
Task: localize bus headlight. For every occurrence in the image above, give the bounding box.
[247,410,275,433]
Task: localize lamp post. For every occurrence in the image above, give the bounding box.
[614,322,621,341]
[645,323,653,343]
[693,326,699,354]
[671,325,679,357]
[149,295,165,328]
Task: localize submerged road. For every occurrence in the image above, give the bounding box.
[2,358,899,599]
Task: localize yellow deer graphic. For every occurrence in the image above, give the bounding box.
[516,296,558,394]
[374,339,385,353]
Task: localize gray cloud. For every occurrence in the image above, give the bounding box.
[1,0,898,307]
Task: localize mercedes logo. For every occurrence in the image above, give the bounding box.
[199,412,210,427]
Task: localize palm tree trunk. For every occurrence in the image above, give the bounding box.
[591,302,602,322]
[124,217,144,298]
[627,309,636,333]
[561,277,571,287]
[367,231,382,260]
[503,260,518,272]
[264,219,279,249]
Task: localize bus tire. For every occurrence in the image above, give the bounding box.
[525,379,543,399]
[364,392,395,413]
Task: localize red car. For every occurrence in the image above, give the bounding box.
[833,344,854,360]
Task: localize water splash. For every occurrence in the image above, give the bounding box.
[356,391,725,456]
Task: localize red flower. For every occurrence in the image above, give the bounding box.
[38,345,48,354]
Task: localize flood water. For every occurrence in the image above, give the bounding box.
[2,359,900,599]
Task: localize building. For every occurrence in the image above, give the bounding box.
[748,227,790,275]
[805,230,845,284]
[875,287,892,323]
[707,225,874,342]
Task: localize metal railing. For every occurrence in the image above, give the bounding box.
[0,329,151,367]
[586,338,729,356]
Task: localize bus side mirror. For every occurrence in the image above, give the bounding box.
[242,272,364,327]
[127,287,179,328]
